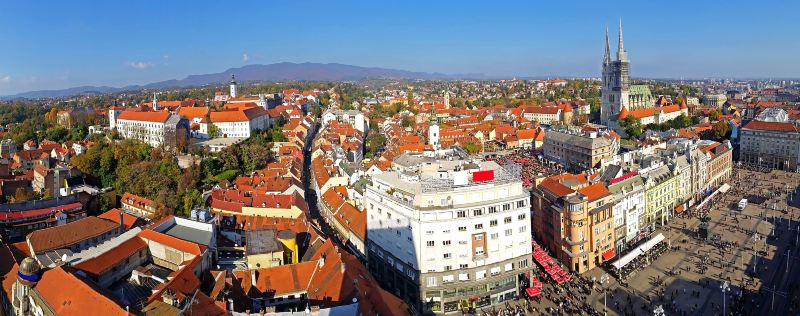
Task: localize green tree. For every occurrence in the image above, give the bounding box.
[463,142,481,155]
[365,133,387,158]
[43,126,69,142]
[620,115,643,139]
[181,189,204,217]
[669,114,692,129]
[208,123,221,138]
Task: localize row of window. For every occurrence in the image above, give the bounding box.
[454,200,527,218]
[425,259,528,287]
[426,226,528,248]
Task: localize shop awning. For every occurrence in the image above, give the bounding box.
[611,233,665,270]
[602,249,616,262]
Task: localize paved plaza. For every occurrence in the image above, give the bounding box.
[454,167,800,316]
[581,167,800,316]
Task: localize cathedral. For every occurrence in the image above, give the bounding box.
[600,19,654,126]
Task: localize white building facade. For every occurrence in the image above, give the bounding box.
[322,109,368,134]
[208,107,268,138]
[115,111,171,147]
[364,154,532,313]
[608,174,645,253]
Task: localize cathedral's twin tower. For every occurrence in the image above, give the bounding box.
[600,19,631,125]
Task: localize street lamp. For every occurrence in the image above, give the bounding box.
[721,281,730,316]
[600,273,609,315]
[753,233,759,272]
[653,304,665,316]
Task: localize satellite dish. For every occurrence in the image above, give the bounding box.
[61,254,68,262]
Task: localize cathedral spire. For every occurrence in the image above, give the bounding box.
[617,17,628,62]
[603,24,611,66]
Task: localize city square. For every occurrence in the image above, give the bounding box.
[574,167,800,316]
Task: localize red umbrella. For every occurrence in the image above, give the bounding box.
[526,287,542,297]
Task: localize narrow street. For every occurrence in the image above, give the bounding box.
[300,122,346,248]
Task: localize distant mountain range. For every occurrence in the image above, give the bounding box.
[2,62,489,99]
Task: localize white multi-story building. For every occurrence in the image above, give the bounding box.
[208,106,268,138]
[607,173,645,253]
[115,111,172,147]
[364,152,532,314]
[322,109,367,134]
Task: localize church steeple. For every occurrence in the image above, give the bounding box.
[603,24,611,66]
[428,104,440,150]
[229,74,238,98]
[617,18,628,62]
[152,93,158,111]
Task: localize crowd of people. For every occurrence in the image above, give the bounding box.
[471,163,800,315]
[486,149,562,187]
[611,241,670,282]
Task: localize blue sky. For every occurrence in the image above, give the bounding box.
[1,0,798,95]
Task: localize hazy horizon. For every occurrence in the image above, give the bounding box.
[2,0,799,95]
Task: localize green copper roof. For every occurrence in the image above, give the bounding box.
[629,85,652,97]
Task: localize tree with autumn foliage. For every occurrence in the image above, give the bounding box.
[44,108,59,126]
[711,121,731,140]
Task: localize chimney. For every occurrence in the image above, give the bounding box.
[340,262,346,274]
[119,208,125,232]
[250,270,257,285]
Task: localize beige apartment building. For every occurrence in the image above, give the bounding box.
[543,128,619,170]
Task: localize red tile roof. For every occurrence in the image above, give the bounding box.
[578,182,610,200]
[743,120,800,132]
[539,178,575,197]
[210,106,267,123]
[117,111,171,123]
[74,237,147,276]
[137,229,205,255]
[177,106,209,120]
[334,203,366,241]
[34,266,129,316]
[234,260,318,297]
[121,192,156,211]
[27,216,119,254]
[97,208,143,230]
[0,202,82,222]
[619,104,683,120]
[148,256,202,304]
[517,129,536,140]
[0,243,19,301]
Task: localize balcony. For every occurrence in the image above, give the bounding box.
[563,237,587,246]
